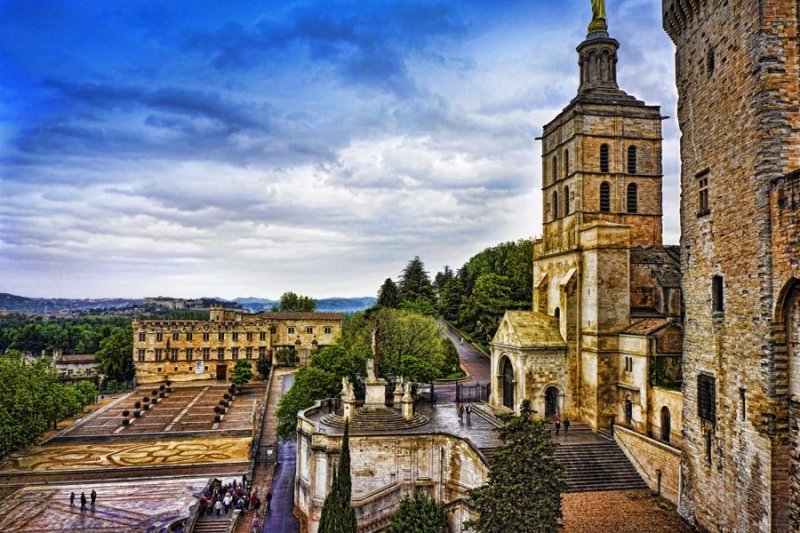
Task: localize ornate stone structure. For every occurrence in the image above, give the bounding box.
[489,9,685,502]
[132,305,342,384]
[663,1,800,530]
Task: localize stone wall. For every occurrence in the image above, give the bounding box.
[615,425,681,504]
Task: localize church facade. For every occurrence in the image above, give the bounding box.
[489,13,684,500]
[664,0,800,530]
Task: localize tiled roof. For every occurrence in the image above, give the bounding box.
[494,311,566,348]
[256,312,344,320]
[57,354,96,364]
[622,318,672,336]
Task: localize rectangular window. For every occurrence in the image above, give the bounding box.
[712,275,724,314]
[261,331,268,341]
[138,332,146,342]
[698,374,716,424]
[306,326,314,334]
[232,347,239,360]
[232,332,239,341]
[288,327,295,334]
[172,332,180,341]
[697,171,710,216]
[202,348,210,361]
[156,332,164,342]
[269,327,276,335]
[218,332,225,341]
[186,348,194,361]
[246,347,253,359]
[171,348,179,361]
[155,349,163,362]
[217,347,225,360]
[259,347,266,358]
[246,332,253,342]
[137,349,146,362]
[324,326,332,334]
[203,332,210,342]
[186,332,193,341]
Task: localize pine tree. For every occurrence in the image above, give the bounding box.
[388,491,448,533]
[377,278,401,308]
[318,420,357,533]
[465,400,565,533]
[398,256,434,304]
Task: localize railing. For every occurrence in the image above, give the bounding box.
[456,382,490,403]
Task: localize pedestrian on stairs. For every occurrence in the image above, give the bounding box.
[564,418,571,436]
[266,490,272,512]
[252,515,260,533]
[554,410,561,435]
[215,499,222,516]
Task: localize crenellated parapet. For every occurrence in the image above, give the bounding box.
[662,0,707,42]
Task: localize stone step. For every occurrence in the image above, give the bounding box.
[553,436,646,493]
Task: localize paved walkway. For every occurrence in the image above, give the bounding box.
[262,372,299,533]
[562,489,694,532]
[435,323,491,403]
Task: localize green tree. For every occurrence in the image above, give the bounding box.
[377,278,401,308]
[276,292,317,312]
[460,273,513,344]
[388,491,448,533]
[466,400,565,533]
[398,256,434,305]
[256,351,271,379]
[310,346,365,386]
[433,265,454,294]
[74,380,98,406]
[319,421,357,533]
[437,275,465,322]
[276,366,340,440]
[231,359,254,387]
[95,327,134,382]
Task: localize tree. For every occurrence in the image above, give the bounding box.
[388,491,448,533]
[398,257,434,305]
[319,421,357,533]
[459,273,513,344]
[256,351,271,379]
[74,380,98,406]
[465,400,565,533]
[94,327,134,382]
[276,366,340,440]
[277,292,317,312]
[433,265,454,294]
[437,275,464,322]
[377,278,401,308]
[231,360,254,387]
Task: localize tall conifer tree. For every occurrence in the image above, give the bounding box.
[377,278,401,308]
[398,256,434,304]
[318,420,357,533]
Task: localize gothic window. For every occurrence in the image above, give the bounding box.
[552,156,558,183]
[627,183,638,213]
[627,146,638,174]
[661,406,671,442]
[624,397,633,425]
[564,149,570,177]
[600,144,610,172]
[697,170,710,216]
[563,185,570,215]
[600,182,611,212]
[712,275,724,314]
[552,190,559,219]
[698,373,716,423]
[788,289,800,398]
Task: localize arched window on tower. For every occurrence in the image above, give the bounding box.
[627,183,638,213]
[600,182,611,212]
[627,145,638,174]
[600,144,610,172]
[552,190,559,219]
[564,185,570,215]
[564,149,570,177]
[552,156,558,183]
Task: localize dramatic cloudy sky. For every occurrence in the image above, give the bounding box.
[0,0,679,299]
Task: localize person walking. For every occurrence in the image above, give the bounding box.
[80,492,87,511]
[466,404,472,423]
[458,404,464,423]
[70,492,75,507]
[253,495,261,512]
[251,515,260,533]
[90,489,97,507]
[214,499,222,516]
[564,418,571,436]
[223,493,231,513]
[266,490,272,512]
[554,410,561,435]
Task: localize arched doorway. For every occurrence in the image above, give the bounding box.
[661,406,671,442]
[544,386,559,418]
[501,357,515,410]
[624,396,633,425]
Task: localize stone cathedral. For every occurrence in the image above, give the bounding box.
[490,7,685,502]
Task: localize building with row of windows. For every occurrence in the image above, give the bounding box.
[132,306,343,384]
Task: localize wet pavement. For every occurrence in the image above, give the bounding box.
[435,323,492,403]
[262,373,299,533]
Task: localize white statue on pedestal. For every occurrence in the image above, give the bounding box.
[366,358,377,382]
[341,376,355,401]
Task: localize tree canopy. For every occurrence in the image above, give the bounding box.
[388,491,448,533]
[319,421,357,533]
[377,278,401,308]
[465,399,565,533]
[94,327,134,382]
[231,359,254,387]
[276,292,317,312]
[398,256,434,305]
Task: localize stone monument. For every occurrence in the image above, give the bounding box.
[363,357,388,408]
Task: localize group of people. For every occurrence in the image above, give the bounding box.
[458,403,472,423]
[553,410,571,435]
[198,476,272,531]
[69,489,96,511]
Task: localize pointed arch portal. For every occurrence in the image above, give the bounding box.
[501,357,515,410]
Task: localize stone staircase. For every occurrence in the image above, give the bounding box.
[553,424,648,493]
[320,408,430,432]
[192,513,235,533]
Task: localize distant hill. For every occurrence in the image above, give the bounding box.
[233,296,375,314]
[0,293,141,314]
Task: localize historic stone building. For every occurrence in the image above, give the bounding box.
[489,11,685,502]
[133,306,343,384]
[663,0,800,530]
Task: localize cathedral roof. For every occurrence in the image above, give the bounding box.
[492,311,566,349]
[622,318,673,336]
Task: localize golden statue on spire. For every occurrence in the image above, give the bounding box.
[589,0,608,33]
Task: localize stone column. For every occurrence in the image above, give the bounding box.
[402,383,414,420]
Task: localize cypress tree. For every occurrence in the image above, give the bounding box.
[377,278,401,308]
[398,256,434,304]
[318,420,357,533]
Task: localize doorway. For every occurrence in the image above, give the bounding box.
[661,406,671,442]
[501,357,515,409]
[544,386,559,418]
[216,364,227,380]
